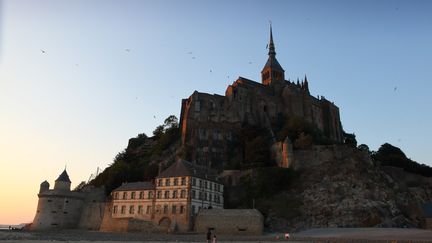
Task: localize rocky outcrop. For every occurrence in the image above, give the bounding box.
[266,145,432,231]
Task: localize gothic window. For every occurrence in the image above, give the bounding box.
[181,177,186,185]
[129,205,134,214]
[130,192,135,199]
[172,205,176,214]
[164,191,169,199]
[165,178,170,186]
[180,205,185,214]
[113,206,118,214]
[158,179,162,187]
[114,192,118,199]
[146,205,151,214]
[121,206,126,214]
[148,191,153,199]
[163,205,168,214]
[180,190,186,198]
[122,192,127,199]
[138,205,143,214]
[173,190,178,198]
[173,178,178,186]
[139,191,144,199]
[195,101,201,112]
[157,191,162,199]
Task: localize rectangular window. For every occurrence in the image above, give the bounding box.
[131,192,135,199]
[199,180,203,188]
[148,191,153,199]
[209,193,212,202]
[173,178,178,186]
[113,205,118,214]
[146,205,151,214]
[181,177,186,185]
[121,206,126,214]
[199,192,203,200]
[204,181,207,189]
[191,190,195,199]
[138,205,143,214]
[173,190,177,198]
[163,205,168,214]
[164,190,169,199]
[195,101,201,112]
[210,183,213,190]
[192,205,195,214]
[129,205,134,214]
[172,205,176,214]
[139,191,144,199]
[165,178,170,186]
[180,205,185,214]
[157,191,162,199]
[122,192,127,199]
[158,179,162,186]
[192,178,196,186]
[180,190,186,198]
[114,192,118,199]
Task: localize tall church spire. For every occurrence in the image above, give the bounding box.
[261,24,285,85]
[268,24,276,57]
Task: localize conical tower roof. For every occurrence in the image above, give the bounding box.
[55,169,71,183]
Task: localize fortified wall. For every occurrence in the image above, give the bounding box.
[30,169,106,231]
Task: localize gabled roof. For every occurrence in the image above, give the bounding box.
[55,170,71,183]
[156,159,217,181]
[113,181,155,192]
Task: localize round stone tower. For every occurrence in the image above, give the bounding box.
[31,169,85,230]
[39,180,50,193]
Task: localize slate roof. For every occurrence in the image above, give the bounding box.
[55,170,71,183]
[263,56,284,72]
[113,181,155,192]
[156,159,217,182]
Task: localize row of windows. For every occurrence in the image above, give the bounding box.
[157,177,187,187]
[156,189,187,199]
[113,204,186,215]
[113,191,154,200]
[190,190,222,203]
[191,179,222,192]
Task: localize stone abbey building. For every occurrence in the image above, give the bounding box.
[180,27,343,168]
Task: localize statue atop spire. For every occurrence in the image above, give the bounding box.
[261,24,285,85]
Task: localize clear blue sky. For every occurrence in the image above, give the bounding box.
[0,0,431,224]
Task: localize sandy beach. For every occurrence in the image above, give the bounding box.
[0,228,432,243]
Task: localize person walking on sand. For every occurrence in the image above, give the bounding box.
[206,229,212,243]
[212,232,217,243]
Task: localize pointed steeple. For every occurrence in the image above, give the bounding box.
[268,24,276,57]
[261,24,285,85]
[304,74,310,93]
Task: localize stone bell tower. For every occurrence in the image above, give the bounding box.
[261,25,285,85]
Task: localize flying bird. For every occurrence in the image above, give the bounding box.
[41,49,46,54]
[187,51,193,55]
[394,86,397,91]
[192,56,196,59]
[125,49,131,52]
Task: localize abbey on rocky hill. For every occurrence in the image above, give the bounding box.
[180,26,344,168]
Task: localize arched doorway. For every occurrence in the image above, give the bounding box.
[159,217,171,231]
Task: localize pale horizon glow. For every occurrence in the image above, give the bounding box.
[1,0,431,225]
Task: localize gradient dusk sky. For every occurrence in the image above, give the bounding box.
[1,0,431,224]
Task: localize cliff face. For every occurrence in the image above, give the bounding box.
[265,145,432,231]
